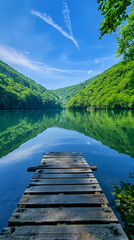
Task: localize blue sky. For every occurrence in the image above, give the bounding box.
[0,0,122,89]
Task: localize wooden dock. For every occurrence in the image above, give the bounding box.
[0,152,128,239]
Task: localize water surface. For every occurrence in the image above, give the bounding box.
[0,109,134,232]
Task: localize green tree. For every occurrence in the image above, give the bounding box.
[116,6,134,60]
[113,173,134,240]
[97,0,133,39]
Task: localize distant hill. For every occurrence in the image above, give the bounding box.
[67,60,134,109]
[53,75,100,106]
[0,60,61,109]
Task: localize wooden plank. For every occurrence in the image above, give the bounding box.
[28,167,93,172]
[8,207,118,226]
[41,159,87,163]
[90,166,97,171]
[25,184,102,194]
[41,160,98,170]
[39,162,90,168]
[35,168,93,174]
[42,157,84,160]
[44,152,82,156]
[43,155,84,158]
[29,178,98,186]
[42,155,85,159]
[33,173,94,179]
[0,224,128,240]
[42,158,86,161]
[18,193,108,207]
[41,160,87,164]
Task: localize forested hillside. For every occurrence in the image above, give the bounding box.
[67,60,134,109]
[0,60,61,109]
[54,74,100,106]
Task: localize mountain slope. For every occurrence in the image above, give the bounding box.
[67,60,134,109]
[53,74,100,106]
[0,60,61,109]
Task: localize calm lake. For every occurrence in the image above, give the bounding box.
[0,109,134,232]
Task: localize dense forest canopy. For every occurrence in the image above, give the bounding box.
[0,56,134,110]
[53,74,100,106]
[0,60,61,109]
[67,60,134,109]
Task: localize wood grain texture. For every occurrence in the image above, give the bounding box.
[8,207,118,226]
[18,193,108,207]
[33,173,94,179]
[41,159,87,163]
[25,184,102,194]
[35,168,93,174]
[29,178,98,186]
[39,162,89,168]
[0,224,128,240]
[44,152,82,156]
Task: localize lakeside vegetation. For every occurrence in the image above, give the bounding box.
[0,61,61,109]
[67,60,134,109]
[113,173,134,240]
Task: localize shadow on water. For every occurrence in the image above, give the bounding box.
[0,109,134,159]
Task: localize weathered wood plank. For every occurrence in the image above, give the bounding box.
[41,161,97,171]
[18,193,108,207]
[39,162,90,168]
[33,173,94,179]
[42,156,85,161]
[8,207,118,226]
[41,160,87,165]
[90,166,97,171]
[35,168,93,174]
[41,158,87,163]
[44,152,82,156]
[43,155,84,158]
[44,155,83,157]
[44,154,83,157]
[1,224,128,240]
[25,184,102,194]
[29,178,98,186]
[0,224,129,240]
[28,167,94,172]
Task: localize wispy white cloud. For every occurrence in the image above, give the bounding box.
[31,1,79,50]
[95,55,122,64]
[87,141,91,145]
[0,45,43,72]
[0,44,89,78]
[87,44,104,49]
[0,143,44,165]
[59,54,92,66]
[46,65,90,75]
[62,1,73,36]
[88,70,92,74]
